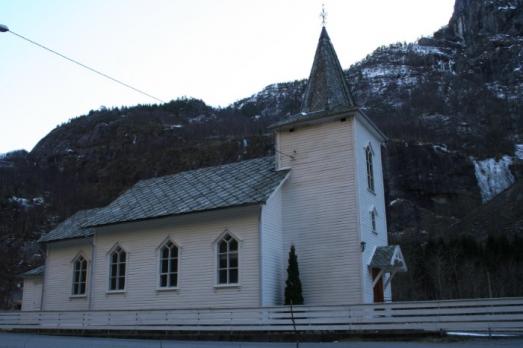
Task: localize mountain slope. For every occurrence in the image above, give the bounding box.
[1,0,522,307]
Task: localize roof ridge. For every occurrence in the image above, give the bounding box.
[38,207,102,243]
[82,155,286,228]
[137,155,275,186]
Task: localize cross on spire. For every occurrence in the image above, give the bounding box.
[320,4,327,27]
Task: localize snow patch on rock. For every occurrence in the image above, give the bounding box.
[498,4,517,11]
[164,124,184,130]
[515,144,523,160]
[188,114,213,124]
[433,144,449,154]
[472,155,515,202]
[485,82,522,101]
[9,196,30,207]
[32,197,45,205]
[362,65,411,78]
[389,198,404,207]
[388,42,448,57]
[237,83,290,109]
[408,44,446,56]
[421,114,451,124]
[8,196,45,208]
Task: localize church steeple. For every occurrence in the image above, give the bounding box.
[301,27,355,114]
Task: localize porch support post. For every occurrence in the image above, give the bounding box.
[372,269,385,288]
[383,269,398,290]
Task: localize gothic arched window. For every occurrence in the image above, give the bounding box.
[365,145,375,192]
[217,233,239,285]
[370,208,378,234]
[159,240,179,288]
[72,255,87,295]
[109,245,126,291]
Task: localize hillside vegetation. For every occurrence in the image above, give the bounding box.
[1,0,522,307]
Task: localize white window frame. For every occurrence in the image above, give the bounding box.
[107,243,127,293]
[157,238,180,290]
[370,207,378,234]
[71,253,88,297]
[365,143,375,193]
[213,230,241,287]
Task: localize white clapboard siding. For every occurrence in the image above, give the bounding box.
[260,185,284,306]
[21,278,43,311]
[90,206,261,310]
[353,114,391,303]
[42,239,92,311]
[2,298,523,333]
[276,116,363,304]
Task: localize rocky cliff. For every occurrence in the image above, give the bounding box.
[1,0,522,306]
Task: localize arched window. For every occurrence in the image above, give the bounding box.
[217,233,239,285]
[159,240,178,288]
[109,246,126,291]
[365,145,375,192]
[370,208,378,234]
[72,255,87,295]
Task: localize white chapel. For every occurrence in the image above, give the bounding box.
[21,27,407,312]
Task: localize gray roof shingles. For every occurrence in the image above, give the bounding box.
[301,27,355,113]
[369,245,407,272]
[82,156,288,228]
[369,245,397,268]
[38,208,101,243]
[269,27,356,130]
[20,265,45,277]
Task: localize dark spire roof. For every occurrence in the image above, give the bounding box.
[301,27,355,113]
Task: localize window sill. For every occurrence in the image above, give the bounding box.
[367,188,376,195]
[372,231,378,235]
[106,290,126,295]
[156,287,179,292]
[69,295,87,299]
[214,284,241,289]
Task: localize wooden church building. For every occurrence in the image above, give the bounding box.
[21,27,407,312]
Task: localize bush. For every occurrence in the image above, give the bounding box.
[284,245,304,305]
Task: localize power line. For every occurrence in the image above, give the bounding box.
[6,28,166,103]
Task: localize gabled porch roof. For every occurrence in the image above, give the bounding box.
[370,245,407,272]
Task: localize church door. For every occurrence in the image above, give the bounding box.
[372,268,384,303]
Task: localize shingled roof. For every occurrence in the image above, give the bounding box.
[20,265,45,277]
[39,208,101,243]
[271,27,356,130]
[302,27,355,113]
[83,156,289,228]
[369,245,407,272]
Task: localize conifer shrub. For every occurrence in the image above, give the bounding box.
[284,245,304,305]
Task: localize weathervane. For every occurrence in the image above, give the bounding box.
[320,3,327,27]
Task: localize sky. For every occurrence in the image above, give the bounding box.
[0,0,455,153]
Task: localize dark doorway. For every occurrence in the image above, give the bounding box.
[372,268,384,303]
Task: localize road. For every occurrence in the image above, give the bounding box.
[0,332,522,348]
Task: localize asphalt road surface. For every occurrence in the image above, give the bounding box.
[0,333,522,348]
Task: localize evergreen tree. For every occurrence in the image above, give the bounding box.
[284,245,304,305]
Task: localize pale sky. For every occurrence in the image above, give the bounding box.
[0,0,455,153]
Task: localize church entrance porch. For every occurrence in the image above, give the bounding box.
[369,245,408,303]
[372,268,384,303]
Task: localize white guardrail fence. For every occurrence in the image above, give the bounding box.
[1,297,523,333]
